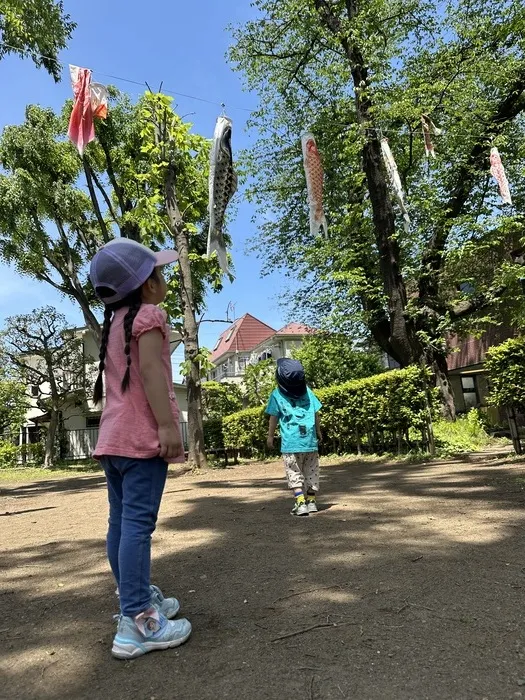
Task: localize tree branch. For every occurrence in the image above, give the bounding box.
[82,156,110,242]
[419,72,525,302]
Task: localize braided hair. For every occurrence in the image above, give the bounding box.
[93,306,113,405]
[120,294,143,393]
[92,269,159,404]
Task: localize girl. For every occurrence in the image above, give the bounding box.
[89,237,191,659]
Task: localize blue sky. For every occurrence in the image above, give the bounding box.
[0,0,290,377]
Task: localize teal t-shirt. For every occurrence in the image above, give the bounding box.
[266,387,322,454]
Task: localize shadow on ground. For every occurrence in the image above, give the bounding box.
[2,455,525,700]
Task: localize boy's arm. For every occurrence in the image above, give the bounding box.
[315,412,322,442]
[267,415,278,449]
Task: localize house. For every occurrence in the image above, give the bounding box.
[447,325,517,422]
[208,314,316,384]
[20,324,188,459]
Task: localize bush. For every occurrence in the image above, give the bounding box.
[0,440,21,468]
[223,406,269,452]
[485,337,525,408]
[433,409,492,455]
[202,382,243,419]
[223,366,435,454]
[203,418,224,450]
[20,441,45,464]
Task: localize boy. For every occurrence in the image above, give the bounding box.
[266,358,322,516]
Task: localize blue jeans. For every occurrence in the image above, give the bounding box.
[101,456,168,618]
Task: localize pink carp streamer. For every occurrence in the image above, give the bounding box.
[68,65,108,155]
[490,147,512,205]
[301,132,328,238]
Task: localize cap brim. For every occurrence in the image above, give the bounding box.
[154,250,179,266]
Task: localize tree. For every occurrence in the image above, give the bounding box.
[0,370,27,436]
[0,95,144,341]
[1,307,87,467]
[0,91,231,468]
[136,92,227,468]
[0,0,75,80]
[202,381,243,419]
[242,359,276,407]
[230,0,525,419]
[292,333,383,388]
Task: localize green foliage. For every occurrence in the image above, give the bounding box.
[230,0,525,374]
[203,418,225,450]
[202,381,243,419]
[0,439,20,468]
[292,333,383,388]
[485,336,525,408]
[223,366,434,453]
[1,306,86,407]
[1,306,87,467]
[180,348,214,381]
[241,359,276,407]
[433,410,492,455]
[0,91,225,340]
[223,406,269,453]
[0,372,27,434]
[136,92,227,325]
[0,0,75,81]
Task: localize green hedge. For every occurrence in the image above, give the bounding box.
[485,337,525,408]
[223,406,269,453]
[222,366,434,454]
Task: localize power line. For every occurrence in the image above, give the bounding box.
[0,42,253,113]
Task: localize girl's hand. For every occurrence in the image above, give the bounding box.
[158,425,183,460]
[267,435,274,450]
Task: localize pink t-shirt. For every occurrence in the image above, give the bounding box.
[93,304,184,462]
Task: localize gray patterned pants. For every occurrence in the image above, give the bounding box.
[283,452,320,492]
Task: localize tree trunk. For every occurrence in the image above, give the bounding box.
[164,164,208,468]
[44,410,58,468]
[431,353,456,421]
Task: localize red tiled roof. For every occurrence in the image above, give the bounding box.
[211,314,276,363]
[276,322,317,336]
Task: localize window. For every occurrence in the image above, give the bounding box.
[461,375,479,409]
[86,416,101,428]
[225,324,236,342]
[213,338,221,351]
[238,354,250,372]
[30,385,39,398]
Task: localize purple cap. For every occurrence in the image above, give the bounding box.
[89,238,179,304]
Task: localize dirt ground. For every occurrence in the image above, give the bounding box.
[2,453,525,700]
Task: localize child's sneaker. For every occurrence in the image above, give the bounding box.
[115,585,181,620]
[112,607,192,660]
[307,496,318,514]
[149,584,180,619]
[291,498,309,516]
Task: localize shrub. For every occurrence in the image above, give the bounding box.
[20,441,45,464]
[223,406,269,452]
[223,366,435,454]
[0,440,21,468]
[433,409,492,455]
[203,418,224,450]
[202,382,243,419]
[485,337,525,408]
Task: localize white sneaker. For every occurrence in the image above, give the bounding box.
[307,498,318,513]
[112,608,191,660]
[291,501,309,516]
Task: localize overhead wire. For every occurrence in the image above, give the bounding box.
[0,42,253,113]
